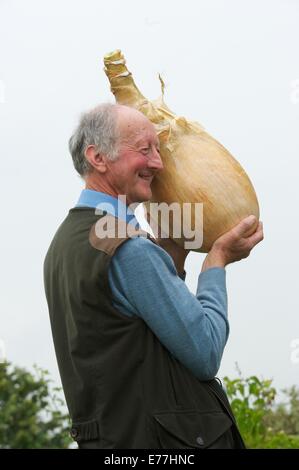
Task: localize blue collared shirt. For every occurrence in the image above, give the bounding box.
[76,189,229,381]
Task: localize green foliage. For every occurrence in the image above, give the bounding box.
[223,373,299,449]
[1,360,298,449]
[264,386,299,436]
[0,362,72,449]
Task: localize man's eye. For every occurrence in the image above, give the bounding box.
[141,148,150,154]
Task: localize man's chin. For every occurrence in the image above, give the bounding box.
[135,190,152,204]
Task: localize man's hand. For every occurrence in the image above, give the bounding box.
[201,215,264,272]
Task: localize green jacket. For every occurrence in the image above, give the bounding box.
[44,207,245,449]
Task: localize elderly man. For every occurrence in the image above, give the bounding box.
[44,103,263,449]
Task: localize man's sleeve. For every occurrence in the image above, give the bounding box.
[108,236,229,381]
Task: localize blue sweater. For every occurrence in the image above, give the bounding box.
[76,189,229,380]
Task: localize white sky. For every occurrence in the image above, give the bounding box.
[0,0,299,399]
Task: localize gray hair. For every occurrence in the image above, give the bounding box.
[68,103,120,176]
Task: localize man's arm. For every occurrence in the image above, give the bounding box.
[108,237,229,381]
[107,215,263,381]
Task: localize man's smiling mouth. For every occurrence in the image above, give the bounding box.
[138,172,153,182]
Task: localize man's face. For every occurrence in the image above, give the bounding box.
[104,111,164,206]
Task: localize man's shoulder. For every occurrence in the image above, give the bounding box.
[116,233,157,253]
[113,234,171,267]
[89,214,157,257]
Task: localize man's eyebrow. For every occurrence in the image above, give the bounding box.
[135,138,147,146]
[135,137,150,145]
[135,138,160,148]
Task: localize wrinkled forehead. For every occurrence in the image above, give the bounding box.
[116,106,157,142]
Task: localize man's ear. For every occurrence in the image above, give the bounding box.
[85,145,107,173]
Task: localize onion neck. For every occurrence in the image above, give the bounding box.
[104,50,146,107]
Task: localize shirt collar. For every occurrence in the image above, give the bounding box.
[75,189,140,228]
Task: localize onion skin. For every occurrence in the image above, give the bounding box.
[104,50,260,252]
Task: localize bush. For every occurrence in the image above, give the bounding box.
[2,360,298,449]
[223,373,299,449]
[0,362,72,449]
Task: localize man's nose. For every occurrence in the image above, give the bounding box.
[147,148,164,171]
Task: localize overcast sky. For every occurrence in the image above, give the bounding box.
[1,0,298,400]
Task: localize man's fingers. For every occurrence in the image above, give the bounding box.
[233,215,258,238]
[246,221,264,249]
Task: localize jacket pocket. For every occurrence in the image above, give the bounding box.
[153,409,233,449]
